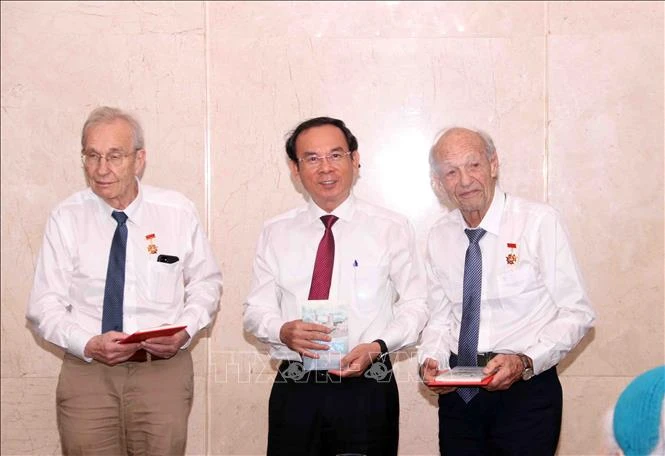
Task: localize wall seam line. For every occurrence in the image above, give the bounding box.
[203,1,211,455]
[544,1,551,203]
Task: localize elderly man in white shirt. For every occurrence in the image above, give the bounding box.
[27,106,222,455]
[243,116,428,456]
[418,126,595,455]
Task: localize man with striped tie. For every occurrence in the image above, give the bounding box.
[418,127,595,455]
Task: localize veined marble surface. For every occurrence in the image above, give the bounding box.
[2,2,662,454]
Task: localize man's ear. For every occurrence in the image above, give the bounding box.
[490,152,499,179]
[430,174,444,197]
[352,150,361,173]
[135,148,146,179]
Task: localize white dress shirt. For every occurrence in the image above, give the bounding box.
[27,182,223,361]
[243,194,428,361]
[418,187,595,375]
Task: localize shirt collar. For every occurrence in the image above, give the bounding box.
[306,193,356,224]
[455,185,505,236]
[477,186,505,236]
[94,177,143,225]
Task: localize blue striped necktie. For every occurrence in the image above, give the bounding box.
[457,228,486,403]
[101,211,128,333]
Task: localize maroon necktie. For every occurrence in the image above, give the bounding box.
[308,215,338,300]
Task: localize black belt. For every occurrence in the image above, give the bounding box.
[450,352,498,368]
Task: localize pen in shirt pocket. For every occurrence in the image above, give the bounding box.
[353,259,358,286]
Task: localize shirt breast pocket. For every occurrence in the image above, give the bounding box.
[497,264,539,298]
[147,260,181,303]
[353,265,389,310]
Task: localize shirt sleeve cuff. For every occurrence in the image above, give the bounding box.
[417,350,450,370]
[180,327,195,349]
[175,315,206,349]
[372,339,389,361]
[524,345,552,375]
[266,317,286,346]
[68,327,97,362]
[379,328,407,354]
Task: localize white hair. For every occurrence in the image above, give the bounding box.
[81,106,145,151]
[428,126,497,178]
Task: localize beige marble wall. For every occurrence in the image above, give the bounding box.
[1,1,662,455]
[1,2,210,454]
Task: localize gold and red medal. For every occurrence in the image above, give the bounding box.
[506,242,518,265]
[145,233,158,254]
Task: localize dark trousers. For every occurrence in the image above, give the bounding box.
[267,359,399,456]
[438,362,562,456]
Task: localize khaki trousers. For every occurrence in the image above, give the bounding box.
[56,350,193,456]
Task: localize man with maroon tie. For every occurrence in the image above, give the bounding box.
[243,117,428,456]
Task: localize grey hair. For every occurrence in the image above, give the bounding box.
[428,127,496,177]
[81,106,145,151]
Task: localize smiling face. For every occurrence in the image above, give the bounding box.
[82,118,145,210]
[432,128,498,227]
[288,124,360,213]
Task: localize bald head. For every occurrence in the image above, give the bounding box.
[429,127,499,227]
[429,127,496,178]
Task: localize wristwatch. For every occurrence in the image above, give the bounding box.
[517,354,535,381]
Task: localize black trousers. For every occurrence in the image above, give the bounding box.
[438,360,562,456]
[267,359,399,456]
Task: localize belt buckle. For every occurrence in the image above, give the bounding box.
[126,349,151,363]
[478,352,493,367]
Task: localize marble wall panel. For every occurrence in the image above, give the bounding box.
[548,1,664,376]
[208,351,274,454]
[1,378,61,455]
[2,1,663,455]
[212,1,545,39]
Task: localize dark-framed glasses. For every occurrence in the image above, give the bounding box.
[298,151,352,168]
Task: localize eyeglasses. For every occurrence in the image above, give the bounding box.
[298,151,353,168]
[81,151,136,168]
